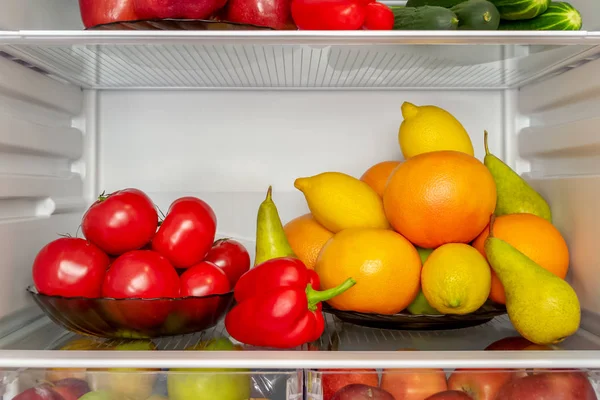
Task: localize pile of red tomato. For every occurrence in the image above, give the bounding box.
[32,188,250,304]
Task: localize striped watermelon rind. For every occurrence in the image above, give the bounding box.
[491,0,550,20]
[498,2,582,30]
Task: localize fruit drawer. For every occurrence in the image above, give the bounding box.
[1,367,303,400]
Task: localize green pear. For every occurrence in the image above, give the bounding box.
[484,131,552,222]
[89,340,158,400]
[484,217,580,345]
[79,391,116,400]
[167,337,251,400]
[255,186,296,266]
[407,247,441,315]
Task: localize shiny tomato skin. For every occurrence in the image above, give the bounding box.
[102,250,180,299]
[180,261,231,297]
[363,2,394,30]
[79,0,139,28]
[82,188,158,256]
[32,238,109,298]
[152,197,217,269]
[101,250,180,329]
[204,239,251,287]
[291,0,366,30]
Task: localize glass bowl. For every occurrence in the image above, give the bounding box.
[27,286,234,339]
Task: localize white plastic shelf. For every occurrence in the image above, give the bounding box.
[0,32,599,89]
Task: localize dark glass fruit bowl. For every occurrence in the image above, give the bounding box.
[87,18,273,31]
[323,302,507,330]
[27,286,234,339]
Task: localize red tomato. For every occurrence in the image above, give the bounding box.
[102,250,180,299]
[204,239,251,287]
[152,197,217,269]
[32,238,109,298]
[82,188,158,256]
[78,0,139,28]
[291,0,366,30]
[180,261,231,297]
[363,2,394,30]
[178,261,230,326]
[102,250,180,329]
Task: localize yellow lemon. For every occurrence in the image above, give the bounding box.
[294,172,389,233]
[399,102,474,159]
[421,243,491,315]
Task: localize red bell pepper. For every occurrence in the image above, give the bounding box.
[290,0,393,30]
[225,257,355,348]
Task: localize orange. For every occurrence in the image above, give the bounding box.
[283,213,334,270]
[315,228,421,315]
[360,161,402,197]
[383,150,496,249]
[472,213,569,305]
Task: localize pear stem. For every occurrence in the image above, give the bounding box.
[484,130,490,156]
[266,186,273,201]
[489,215,496,238]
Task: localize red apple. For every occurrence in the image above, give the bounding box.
[225,0,294,29]
[425,390,473,400]
[321,369,379,400]
[496,371,597,400]
[380,368,448,400]
[52,379,90,400]
[14,385,63,400]
[448,369,514,400]
[331,384,395,400]
[79,0,139,28]
[485,336,534,351]
[134,0,227,20]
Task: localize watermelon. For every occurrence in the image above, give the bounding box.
[499,2,582,30]
[490,0,549,20]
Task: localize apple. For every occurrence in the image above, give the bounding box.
[79,0,138,28]
[167,337,251,400]
[484,336,534,351]
[331,384,394,400]
[425,390,473,400]
[78,392,112,400]
[13,385,63,400]
[133,0,227,20]
[46,338,100,382]
[320,369,379,400]
[496,371,597,400]
[52,378,90,400]
[88,340,158,400]
[224,0,294,30]
[380,368,448,400]
[447,369,514,400]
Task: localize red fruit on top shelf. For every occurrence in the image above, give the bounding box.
[101,250,180,328]
[79,0,139,28]
[134,0,228,20]
[363,2,394,30]
[225,0,294,30]
[152,197,217,269]
[33,237,109,298]
[82,188,158,256]
[204,239,251,287]
[180,261,231,297]
[102,250,180,299]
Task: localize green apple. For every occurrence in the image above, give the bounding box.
[88,340,158,400]
[167,337,251,400]
[78,391,114,400]
[407,247,441,315]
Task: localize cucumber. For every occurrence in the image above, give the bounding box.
[499,2,582,30]
[490,0,550,20]
[451,0,500,30]
[405,0,467,8]
[393,6,459,30]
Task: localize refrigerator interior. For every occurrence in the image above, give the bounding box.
[0,0,600,376]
